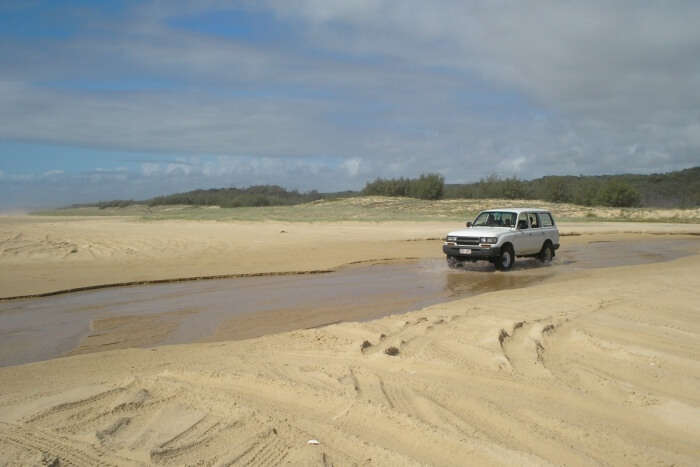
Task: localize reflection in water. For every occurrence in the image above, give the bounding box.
[445,270,554,296]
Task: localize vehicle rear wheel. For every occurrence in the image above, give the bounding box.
[538,243,554,263]
[496,245,514,271]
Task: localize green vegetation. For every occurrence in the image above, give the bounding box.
[70,185,339,210]
[148,185,324,207]
[55,167,699,222]
[362,173,445,200]
[444,167,700,207]
[90,199,137,209]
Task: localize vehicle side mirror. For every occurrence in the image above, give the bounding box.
[466,221,472,227]
[517,220,528,230]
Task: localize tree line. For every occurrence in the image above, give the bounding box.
[444,167,700,207]
[360,169,700,207]
[85,185,325,209]
[148,185,323,207]
[79,166,699,210]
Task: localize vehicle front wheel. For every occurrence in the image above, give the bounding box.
[538,243,554,263]
[496,245,514,271]
[446,256,460,269]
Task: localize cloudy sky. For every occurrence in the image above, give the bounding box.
[1,1,699,209]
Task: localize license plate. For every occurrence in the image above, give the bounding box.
[459,248,471,255]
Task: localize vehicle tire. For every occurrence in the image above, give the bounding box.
[496,245,514,271]
[538,243,554,263]
[446,256,460,269]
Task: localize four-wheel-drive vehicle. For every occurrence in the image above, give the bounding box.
[443,208,560,271]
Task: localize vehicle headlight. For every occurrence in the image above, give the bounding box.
[446,236,457,242]
[480,237,498,244]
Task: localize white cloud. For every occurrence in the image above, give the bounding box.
[341,158,361,177]
[266,1,700,117]
[165,163,192,175]
[0,0,698,208]
[141,163,160,176]
[685,124,700,148]
[497,156,527,174]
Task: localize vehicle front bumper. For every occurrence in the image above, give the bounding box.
[443,244,501,260]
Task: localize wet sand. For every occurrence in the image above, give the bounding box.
[2,215,699,300]
[1,236,696,367]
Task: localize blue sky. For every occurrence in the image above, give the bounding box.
[1,1,699,209]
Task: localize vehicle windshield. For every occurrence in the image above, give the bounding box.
[472,211,517,227]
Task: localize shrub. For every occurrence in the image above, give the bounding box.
[540,177,572,203]
[596,180,641,207]
[408,173,444,200]
[148,185,321,208]
[97,200,135,209]
[573,179,602,206]
[362,173,444,200]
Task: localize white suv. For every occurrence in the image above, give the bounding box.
[443,208,560,271]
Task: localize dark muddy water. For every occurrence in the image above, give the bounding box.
[0,237,697,366]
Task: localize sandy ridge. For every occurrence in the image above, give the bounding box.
[0,269,336,301]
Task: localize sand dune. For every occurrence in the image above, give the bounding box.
[1,238,699,464]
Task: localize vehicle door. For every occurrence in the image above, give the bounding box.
[537,212,558,247]
[526,212,545,253]
[515,212,540,254]
[513,213,532,254]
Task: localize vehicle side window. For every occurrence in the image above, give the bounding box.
[528,213,539,228]
[539,212,554,227]
[516,215,529,229]
[501,212,516,227]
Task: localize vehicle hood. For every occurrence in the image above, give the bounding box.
[446,227,513,238]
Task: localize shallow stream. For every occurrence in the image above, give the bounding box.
[0,236,696,366]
